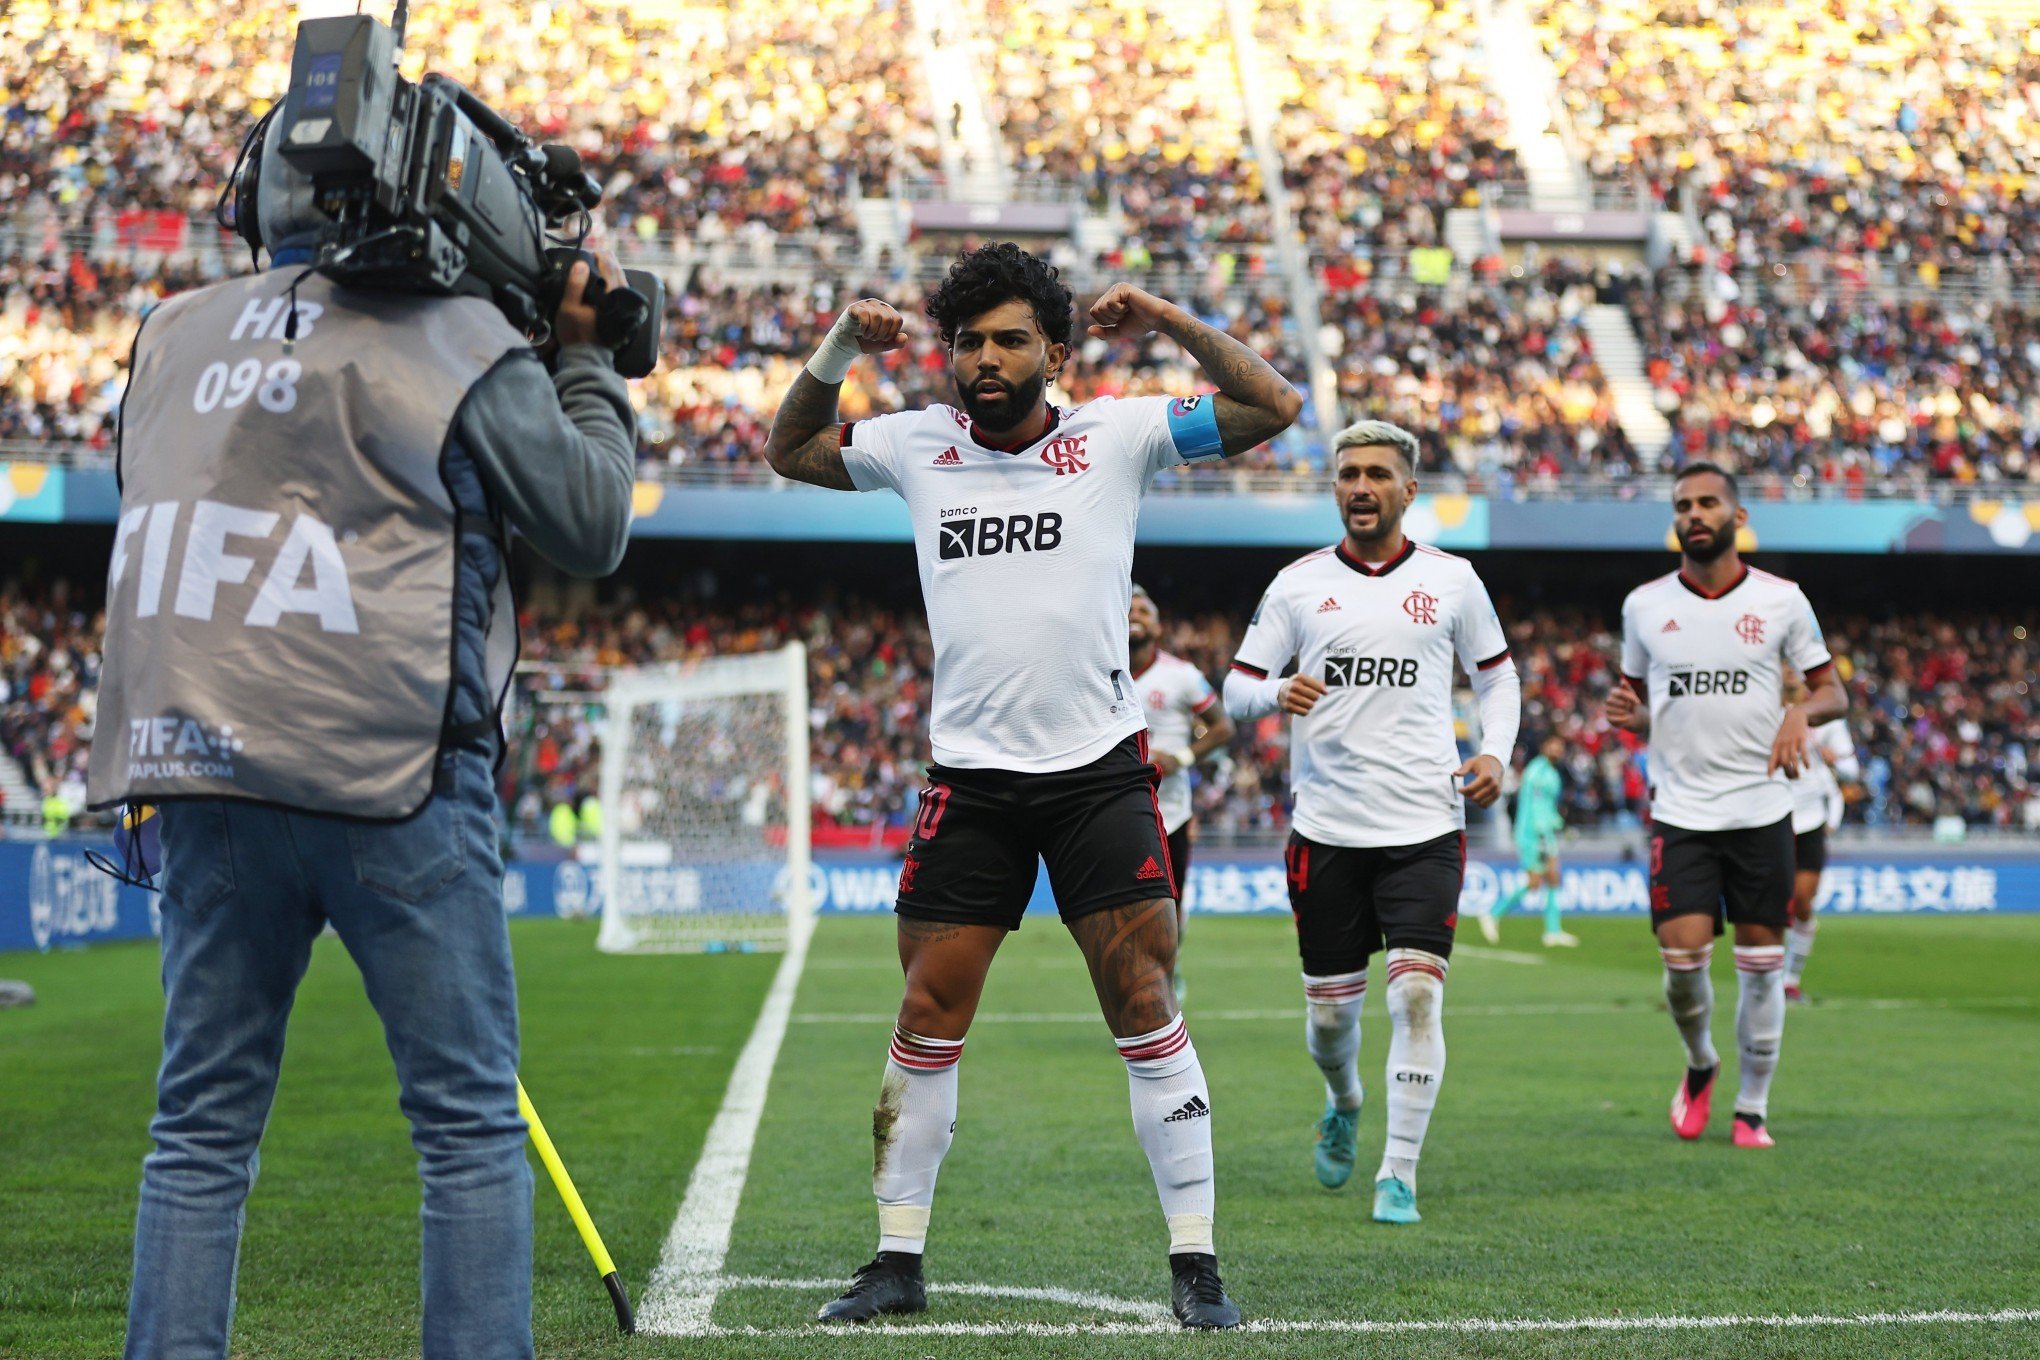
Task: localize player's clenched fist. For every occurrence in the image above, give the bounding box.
[1604,678,1647,732]
[840,298,909,354]
[1086,282,1176,339]
[1279,674,1327,716]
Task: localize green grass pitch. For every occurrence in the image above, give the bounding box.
[2,913,2036,1358]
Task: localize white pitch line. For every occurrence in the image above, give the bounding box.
[655,1280,2040,1338]
[715,1276,1171,1322]
[1452,943,1548,965]
[636,914,816,1336]
[789,996,2036,1027]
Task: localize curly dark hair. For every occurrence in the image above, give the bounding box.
[924,242,1074,350]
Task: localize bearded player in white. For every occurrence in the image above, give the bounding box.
[1780,665,1859,1002]
[1224,421,1520,1226]
[763,243,1301,1327]
[1128,585,1236,998]
[1605,463,1846,1149]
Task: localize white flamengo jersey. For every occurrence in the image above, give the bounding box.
[840,395,1225,772]
[1791,718,1854,833]
[1232,540,1511,848]
[1620,565,1834,832]
[1134,650,1218,833]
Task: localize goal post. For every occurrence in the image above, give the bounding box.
[595,642,812,954]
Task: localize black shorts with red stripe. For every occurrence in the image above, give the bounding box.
[1283,830,1465,975]
[895,734,1177,932]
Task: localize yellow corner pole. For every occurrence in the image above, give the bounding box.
[518,1078,635,1334]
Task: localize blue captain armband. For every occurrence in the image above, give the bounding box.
[1165,393,1227,463]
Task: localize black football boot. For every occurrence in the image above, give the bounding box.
[815,1251,928,1324]
[1169,1252,1242,1329]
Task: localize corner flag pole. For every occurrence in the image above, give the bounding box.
[518,1078,635,1334]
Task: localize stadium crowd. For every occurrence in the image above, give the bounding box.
[6,576,2033,841]
[1629,275,2040,486]
[1533,0,2040,284]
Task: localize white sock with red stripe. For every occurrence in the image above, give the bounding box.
[872,1026,963,1254]
[1733,946,1786,1119]
[1303,971,1366,1112]
[1376,949,1448,1189]
[1661,944,1720,1071]
[1116,1016,1216,1253]
[1782,918,1817,987]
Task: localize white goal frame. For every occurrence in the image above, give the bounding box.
[594,642,812,954]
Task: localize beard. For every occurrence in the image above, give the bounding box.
[958,367,1047,433]
[1676,521,1734,562]
[1344,497,1401,545]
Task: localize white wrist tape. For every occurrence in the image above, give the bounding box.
[1171,747,1195,770]
[805,311,865,385]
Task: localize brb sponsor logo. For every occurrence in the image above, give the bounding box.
[1665,667,1751,697]
[938,507,1064,559]
[127,715,244,782]
[1323,651,1420,688]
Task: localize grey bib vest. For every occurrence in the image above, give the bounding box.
[89,272,527,818]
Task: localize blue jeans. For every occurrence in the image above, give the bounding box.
[124,749,532,1360]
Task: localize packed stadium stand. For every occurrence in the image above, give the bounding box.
[1,0,2036,841]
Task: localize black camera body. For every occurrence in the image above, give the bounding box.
[233,13,662,377]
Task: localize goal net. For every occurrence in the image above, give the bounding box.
[595,643,812,954]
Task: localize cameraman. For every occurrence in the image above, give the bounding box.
[92,130,636,1360]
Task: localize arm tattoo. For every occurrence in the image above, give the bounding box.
[1156,310,1303,457]
[763,369,856,489]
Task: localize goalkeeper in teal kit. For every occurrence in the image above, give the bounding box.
[1480,733,1576,947]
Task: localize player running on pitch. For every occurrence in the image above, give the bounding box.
[1224,420,1520,1225]
[1605,463,1846,1148]
[763,242,1301,1327]
[1781,666,1859,1002]
[1480,731,1576,946]
[1129,585,1236,997]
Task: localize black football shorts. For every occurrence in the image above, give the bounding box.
[1282,830,1465,975]
[1649,816,1795,934]
[895,734,1176,931]
[1793,825,1827,875]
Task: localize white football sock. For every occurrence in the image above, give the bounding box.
[1782,918,1817,987]
[1117,1017,1216,1254]
[1303,971,1367,1113]
[872,1027,962,1254]
[1376,949,1448,1190]
[1661,944,1720,1071]
[1733,946,1787,1119]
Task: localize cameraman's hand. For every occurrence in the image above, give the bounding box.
[554,251,626,350]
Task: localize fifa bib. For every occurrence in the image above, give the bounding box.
[89,272,527,819]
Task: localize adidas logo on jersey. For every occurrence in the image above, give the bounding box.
[1317,597,1341,613]
[1163,1096,1210,1123]
[1136,855,1168,881]
[932,446,963,466]
[1661,618,1681,633]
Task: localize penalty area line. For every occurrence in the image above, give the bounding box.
[789,996,2037,1026]
[636,914,816,1336]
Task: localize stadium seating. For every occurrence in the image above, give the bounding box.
[5,577,2032,837]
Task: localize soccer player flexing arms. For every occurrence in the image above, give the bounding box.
[1780,666,1859,1002]
[763,243,1301,1328]
[1605,464,1846,1148]
[1129,584,1236,994]
[1223,421,1520,1225]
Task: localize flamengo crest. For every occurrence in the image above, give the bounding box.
[1403,589,1439,625]
[1041,434,1090,476]
[1736,613,1766,644]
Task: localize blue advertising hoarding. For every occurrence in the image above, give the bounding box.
[7,839,2035,955]
[34,465,2040,552]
